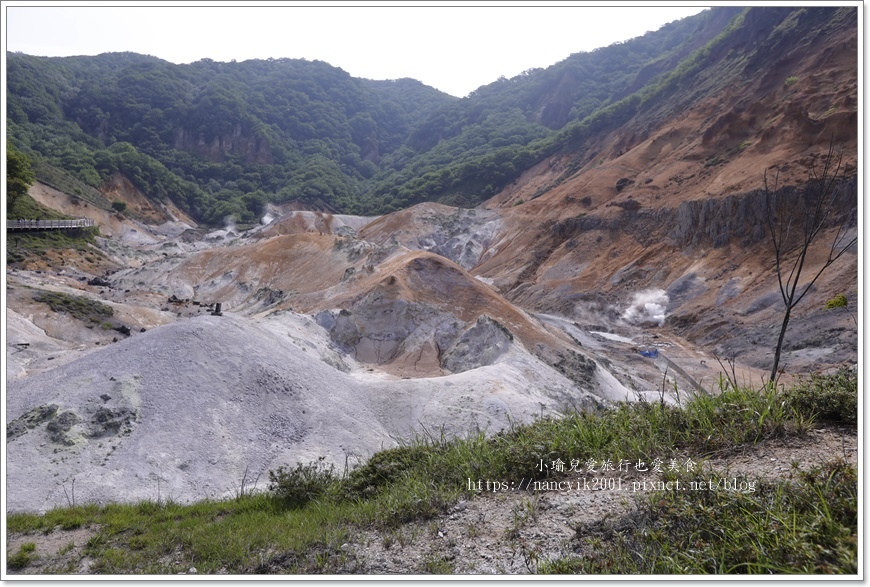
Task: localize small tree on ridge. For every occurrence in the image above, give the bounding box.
[763,142,857,385]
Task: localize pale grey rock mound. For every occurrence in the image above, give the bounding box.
[6,314,387,513]
[7,312,607,513]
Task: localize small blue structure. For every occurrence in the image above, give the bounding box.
[639,348,659,359]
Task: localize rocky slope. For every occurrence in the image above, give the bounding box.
[474,6,859,375]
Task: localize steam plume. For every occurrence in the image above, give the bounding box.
[261,203,278,225]
[621,289,669,326]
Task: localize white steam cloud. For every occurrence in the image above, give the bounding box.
[621,289,669,327]
[261,203,281,226]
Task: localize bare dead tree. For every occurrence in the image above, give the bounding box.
[763,142,857,385]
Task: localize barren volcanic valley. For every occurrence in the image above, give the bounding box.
[3,5,860,576]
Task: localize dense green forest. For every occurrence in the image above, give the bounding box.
[7,7,747,223]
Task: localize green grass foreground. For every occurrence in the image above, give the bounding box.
[6,369,857,575]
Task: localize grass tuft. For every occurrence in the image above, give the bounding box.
[268,457,339,509]
[8,542,38,570]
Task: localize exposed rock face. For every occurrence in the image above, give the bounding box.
[359,204,502,270]
[7,404,59,441]
[547,348,598,393]
[441,315,514,374]
[669,191,771,248]
[45,411,81,446]
[530,177,858,257]
[89,406,137,439]
[17,403,139,448]
[615,177,635,193]
[669,175,857,248]
[317,296,462,368]
[173,125,273,164]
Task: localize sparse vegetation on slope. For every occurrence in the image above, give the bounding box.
[31,290,123,334]
[542,459,857,574]
[6,370,857,575]
[6,227,100,266]
[7,192,72,224]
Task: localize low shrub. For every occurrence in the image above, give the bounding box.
[268,457,338,509]
[8,542,38,570]
[781,367,857,425]
[825,294,848,309]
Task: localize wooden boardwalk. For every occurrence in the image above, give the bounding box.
[7,218,95,231]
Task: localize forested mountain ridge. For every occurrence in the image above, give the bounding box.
[7,52,457,222]
[5,6,854,225]
[7,7,740,223]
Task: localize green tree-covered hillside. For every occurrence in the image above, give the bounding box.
[6,7,752,223]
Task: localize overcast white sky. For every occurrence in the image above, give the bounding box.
[4,2,711,97]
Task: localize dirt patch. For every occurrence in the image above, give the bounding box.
[6,526,99,575]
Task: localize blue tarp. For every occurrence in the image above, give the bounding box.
[639,349,659,358]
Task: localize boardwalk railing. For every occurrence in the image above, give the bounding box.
[7,218,95,231]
